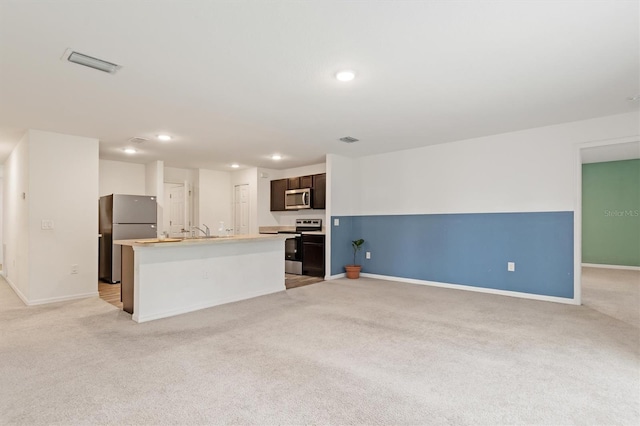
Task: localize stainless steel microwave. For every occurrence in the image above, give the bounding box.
[285,188,312,210]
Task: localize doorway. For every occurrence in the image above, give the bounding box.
[164,183,190,237]
[234,184,249,235]
[577,138,639,319]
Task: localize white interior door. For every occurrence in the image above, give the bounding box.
[168,184,185,237]
[234,184,249,235]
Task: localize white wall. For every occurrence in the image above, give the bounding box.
[3,130,99,304]
[257,167,278,227]
[327,154,358,216]
[198,169,232,234]
[258,163,327,227]
[3,132,29,299]
[146,161,164,236]
[231,167,258,234]
[163,166,196,234]
[345,112,640,216]
[278,163,327,179]
[99,160,146,197]
[164,166,196,184]
[0,175,4,263]
[325,154,359,277]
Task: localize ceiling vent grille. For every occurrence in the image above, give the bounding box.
[339,136,359,143]
[62,49,121,74]
[129,137,148,144]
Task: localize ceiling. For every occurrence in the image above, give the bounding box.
[0,1,638,171]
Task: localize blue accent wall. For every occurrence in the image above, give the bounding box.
[331,212,574,299]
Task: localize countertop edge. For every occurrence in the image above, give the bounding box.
[115,234,287,248]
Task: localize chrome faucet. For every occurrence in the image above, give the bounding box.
[191,224,210,237]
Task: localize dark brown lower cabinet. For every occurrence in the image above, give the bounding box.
[121,245,134,314]
[302,234,325,277]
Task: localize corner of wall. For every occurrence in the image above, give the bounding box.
[3,131,30,301]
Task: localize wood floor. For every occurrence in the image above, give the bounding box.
[285,274,324,289]
[98,275,323,308]
[98,282,123,309]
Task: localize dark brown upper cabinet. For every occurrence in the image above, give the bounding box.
[300,175,313,188]
[270,172,327,211]
[312,173,326,209]
[288,177,301,190]
[270,179,288,211]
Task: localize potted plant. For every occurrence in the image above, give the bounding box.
[345,238,365,279]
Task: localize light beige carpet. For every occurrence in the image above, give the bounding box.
[581,266,640,328]
[0,269,638,425]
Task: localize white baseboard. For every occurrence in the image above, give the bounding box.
[27,291,99,306]
[359,273,579,305]
[1,272,98,305]
[2,272,29,306]
[582,263,640,271]
[327,273,346,280]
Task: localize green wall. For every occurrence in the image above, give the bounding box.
[582,159,640,267]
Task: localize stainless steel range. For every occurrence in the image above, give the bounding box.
[278,219,322,275]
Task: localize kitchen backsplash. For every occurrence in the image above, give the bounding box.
[271,210,327,227]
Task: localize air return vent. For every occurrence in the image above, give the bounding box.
[339,136,359,143]
[129,137,148,144]
[62,49,121,74]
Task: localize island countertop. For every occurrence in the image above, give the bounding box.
[114,234,287,322]
[115,233,287,248]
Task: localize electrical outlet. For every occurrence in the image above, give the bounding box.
[366,251,371,259]
[41,220,54,230]
[334,218,340,226]
[71,264,79,274]
[203,271,209,279]
[507,262,515,272]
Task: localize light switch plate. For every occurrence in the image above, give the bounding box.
[366,252,371,259]
[507,262,515,272]
[334,218,339,226]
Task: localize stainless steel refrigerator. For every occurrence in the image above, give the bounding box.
[99,194,157,283]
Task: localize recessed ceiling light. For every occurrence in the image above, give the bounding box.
[336,70,355,82]
[627,95,640,102]
[271,154,282,160]
[124,148,137,154]
[157,134,172,141]
[231,164,240,168]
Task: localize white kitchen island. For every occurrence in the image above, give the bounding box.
[115,234,287,323]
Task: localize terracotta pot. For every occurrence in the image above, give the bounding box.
[345,265,362,279]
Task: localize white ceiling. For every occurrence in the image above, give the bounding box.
[0,1,638,171]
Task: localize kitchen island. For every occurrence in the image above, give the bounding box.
[115,234,287,323]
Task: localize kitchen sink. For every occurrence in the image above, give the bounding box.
[181,235,233,240]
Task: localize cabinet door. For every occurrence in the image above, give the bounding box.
[270,179,288,211]
[312,173,326,209]
[288,177,301,190]
[302,235,325,277]
[300,175,313,188]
